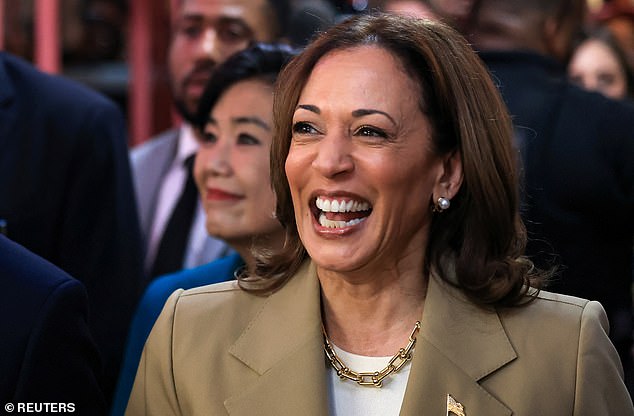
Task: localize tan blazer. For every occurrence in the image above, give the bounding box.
[127,261,633,415]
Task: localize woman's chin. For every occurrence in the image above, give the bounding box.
[306,246,372,274]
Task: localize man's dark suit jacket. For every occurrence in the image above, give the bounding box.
[0,235,105,414]
[481,51,634,370]
[0,52,144,403]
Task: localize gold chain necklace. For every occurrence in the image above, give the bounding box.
[322,321,421,388]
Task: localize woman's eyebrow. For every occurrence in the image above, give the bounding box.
[232,116,271,130]
[296,104,320,114]
[351,109,396,126]
[206,116,270,131]
[295,105,396,127]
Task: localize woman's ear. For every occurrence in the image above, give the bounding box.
[434,149,463,201]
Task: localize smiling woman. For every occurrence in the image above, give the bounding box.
[126,14,633,416]
[194,78,284,261]
[265,14,525,306]
[285,45,453,275]
[120,42,297,415]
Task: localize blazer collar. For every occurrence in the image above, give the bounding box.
[401,275,516,415]
[225,261,329,416]
[225,261,516,416]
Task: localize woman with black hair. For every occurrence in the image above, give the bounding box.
[113,43,296,415]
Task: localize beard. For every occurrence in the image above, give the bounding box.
[171,59,216,125]
[173,96,197,125]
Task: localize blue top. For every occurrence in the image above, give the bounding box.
[110,253,244,415]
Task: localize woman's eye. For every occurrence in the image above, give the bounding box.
[597,73,616,88]
[355,126,388,139]
[237,133,261,145]
[200,132,217,144]
[292,122,318,135]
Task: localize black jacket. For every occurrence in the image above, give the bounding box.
[481,50,634,368]
[0,235,106,415]
[0,52,143,403]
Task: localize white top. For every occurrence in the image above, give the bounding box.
[326,343,411,416]
[145,124,211,272]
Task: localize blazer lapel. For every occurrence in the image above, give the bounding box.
[225,261,329,416]
[401,276,516,416]
[223,262,516,415]
[130,130,179,238]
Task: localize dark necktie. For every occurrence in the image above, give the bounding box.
[150,154,198,278]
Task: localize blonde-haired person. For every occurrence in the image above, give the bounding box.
[127,14,632,415]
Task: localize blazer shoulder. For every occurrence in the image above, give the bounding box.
[1,52,118,113]
[500,289,605,342]
[0,236,76,300]
[130,129,179,162]
[166,279,267,338]
[130,129,179,180]
[531,291,610,332]
[140,254,242,317]
[511,289,593,321]
[181,279,243,297]
[533,289,590,308]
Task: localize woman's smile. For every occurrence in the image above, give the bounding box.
[286,45,442,271]
[312,194,372,230]
[205,187,243,202]
[194,79,283,246]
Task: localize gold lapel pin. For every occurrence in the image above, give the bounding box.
[447,394,466,416]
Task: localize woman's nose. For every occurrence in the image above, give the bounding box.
[311,132,354,178]
[200,141,233,177]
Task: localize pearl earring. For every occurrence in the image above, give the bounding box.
[434,197,450,212]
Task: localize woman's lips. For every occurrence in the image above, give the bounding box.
[206,188,242,201]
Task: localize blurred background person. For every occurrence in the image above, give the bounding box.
[463,0,634,388]
[62,0,130,115]
[427,0,473,29]
[374,0,473,31]
[65,0,127,64]
[593,0,634,72]
[568,28,634,100]
[379,0,440,19]
[1,234,106,415]
[287,0,338,48]
[0,50,143,406]
[130,0,291,286]
[112,43,294,415]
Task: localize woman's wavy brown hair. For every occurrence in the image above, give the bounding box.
[239,13,545,308]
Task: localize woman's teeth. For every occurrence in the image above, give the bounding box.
[315,197,371,229]
[318,214,367,228]
[315,197,370,213]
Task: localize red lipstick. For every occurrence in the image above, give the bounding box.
[206,188,241,201]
